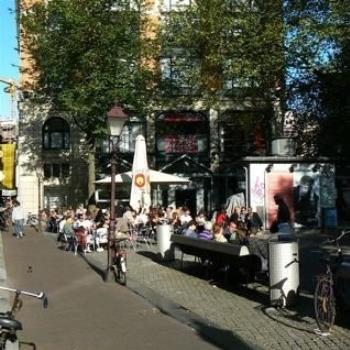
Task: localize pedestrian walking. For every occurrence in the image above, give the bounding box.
[12,200,25,238]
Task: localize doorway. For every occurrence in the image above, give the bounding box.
[175,189,197,217]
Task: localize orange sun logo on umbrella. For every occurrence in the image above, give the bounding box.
[135,173,145,188]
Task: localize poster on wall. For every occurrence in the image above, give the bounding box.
[249,164,266,224]
[266,171,294,228]
[292,164,320,228]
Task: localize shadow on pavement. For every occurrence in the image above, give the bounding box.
[135,249,324,334]
[79,252,107,281]
[190,319,259,350]
[126,273,260,350]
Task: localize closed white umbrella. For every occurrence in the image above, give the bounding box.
[129,135,151,211]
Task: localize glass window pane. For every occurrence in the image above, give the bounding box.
[62,164,70,178]
[43,164,51,178]
[43,133,49,149]
[52,164,60,177]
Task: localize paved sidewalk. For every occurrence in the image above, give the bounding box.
[83,230,350,350]
[2,229,220,350]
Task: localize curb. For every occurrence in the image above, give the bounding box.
[0,234,19,350]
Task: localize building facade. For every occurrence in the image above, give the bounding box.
[17,0,272,217]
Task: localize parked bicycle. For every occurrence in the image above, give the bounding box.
[112,238,128,286]
[314,229,350,334]
[0,286,48,349]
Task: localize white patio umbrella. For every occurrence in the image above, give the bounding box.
[95,169,190,185]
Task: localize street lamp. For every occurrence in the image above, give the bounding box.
[105,104,128,282]
[35,163,44,233]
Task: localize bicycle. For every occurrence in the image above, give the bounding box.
[314,229,350,334]
[112,238,128,286]
[0,286,48,349]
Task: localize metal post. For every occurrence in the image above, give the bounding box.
[105,137,118,282]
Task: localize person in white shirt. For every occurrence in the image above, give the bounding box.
[179,208,192,226]
[12,201,25,238]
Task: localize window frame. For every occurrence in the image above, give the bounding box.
[42,117,70,150]
[43,163,71,179]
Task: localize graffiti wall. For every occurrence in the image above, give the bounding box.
[249,163,266,224]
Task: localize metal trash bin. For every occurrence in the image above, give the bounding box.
[156,224,174,260]
[269,240,299,307]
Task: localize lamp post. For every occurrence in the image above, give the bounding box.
[35,163,44,233]
[105,104,128,282]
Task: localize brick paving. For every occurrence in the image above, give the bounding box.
[85,231,350,350]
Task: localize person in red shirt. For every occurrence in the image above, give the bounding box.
[215,209,228,226]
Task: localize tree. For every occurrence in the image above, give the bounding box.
[157,0,285,134]
[284,0,350,155]
[21,0,157,198]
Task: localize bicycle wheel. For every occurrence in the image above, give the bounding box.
[314,275,336,332]
[117,256,127,286]
[118,267,127,286]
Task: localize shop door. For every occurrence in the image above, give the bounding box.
[175,189,196,217]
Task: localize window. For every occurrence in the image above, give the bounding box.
[219,111,267,159]
[43,117,70,150]
[43,163,70,179]
[119,116,146,153]
[160,0,192,12]
[110,0,140,11]
[226,0,259,12]
[155,111,209,165]
[223,59,260,91]
[160,55,199,93]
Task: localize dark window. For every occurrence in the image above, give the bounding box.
[155,111,209,165]
[43,163,70,179]
[119,116,146,153]
[43,117,70,150]
[219,111,268,160]
[61,164,70,178]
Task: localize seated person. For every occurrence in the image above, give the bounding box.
[245,207,263,235]
[215,209,228,226]
[183,220,198,238]
[224,220,247,244]
[75,225,91,253]
[213,223,227,243]
[198,221,213,240]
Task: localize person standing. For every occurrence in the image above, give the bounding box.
[12,201,25,238]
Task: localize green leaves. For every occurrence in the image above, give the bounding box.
[22,0,156,142]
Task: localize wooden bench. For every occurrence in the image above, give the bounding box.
[170,234,262,283]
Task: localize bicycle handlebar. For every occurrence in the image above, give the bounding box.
[0,286,48,308]
[0,286,45,299]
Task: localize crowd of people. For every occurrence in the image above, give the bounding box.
[39,204,263,247]
[0,195,266,257]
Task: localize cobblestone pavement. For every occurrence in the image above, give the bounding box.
[81,231,350,350]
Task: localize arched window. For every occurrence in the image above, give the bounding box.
[42,117,70,150]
